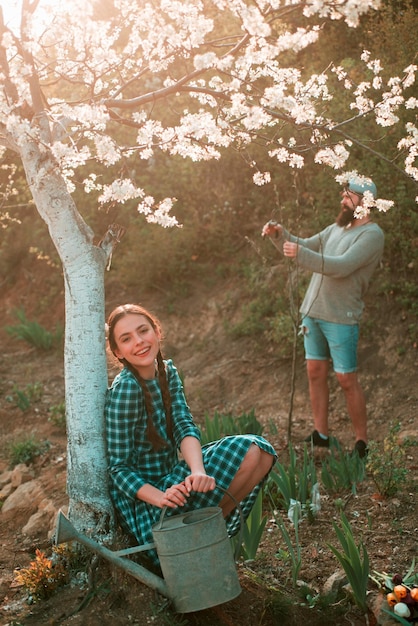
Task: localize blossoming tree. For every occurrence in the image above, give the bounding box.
[0,0,416,536]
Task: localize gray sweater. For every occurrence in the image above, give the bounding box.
[283,222,384,324]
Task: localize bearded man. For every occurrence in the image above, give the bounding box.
[262,177,384,458]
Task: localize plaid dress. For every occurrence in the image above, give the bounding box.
[105,360,277,564]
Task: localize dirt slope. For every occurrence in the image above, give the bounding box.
[0,267,417,625]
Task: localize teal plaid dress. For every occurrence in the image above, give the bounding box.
[105,360,277,564]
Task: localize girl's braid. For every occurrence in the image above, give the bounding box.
[156,350,173,442]
[126,360,170,451]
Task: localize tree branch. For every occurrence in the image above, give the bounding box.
[98,223,126,271]
[105,67,210,109]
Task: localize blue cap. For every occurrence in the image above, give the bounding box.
[348,177,377,199]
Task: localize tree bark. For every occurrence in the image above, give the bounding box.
[20,137,115,537]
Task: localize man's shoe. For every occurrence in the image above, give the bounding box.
[304,430,329,448]
[353,440,368,459]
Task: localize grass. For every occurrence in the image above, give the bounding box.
[320,440,366,495]
[366,422,409,497]
[5,308,63,351]
[8,434,51,467]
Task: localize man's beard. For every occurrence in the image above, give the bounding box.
[336,207,355,227]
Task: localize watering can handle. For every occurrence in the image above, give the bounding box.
[217,486,245,562]
[156,485,244,561]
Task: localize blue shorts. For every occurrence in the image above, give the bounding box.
[301,316,359,374]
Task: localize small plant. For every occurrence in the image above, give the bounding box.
[268,443,319,522]
[8,435,50,467]
[366,422,408,498]
[199,409,263,445]
[297,584,338,610]
[321,441,366,495]
[272,503,302,588]
[6,387,31,412]
[5,307,63,351]
[6,382,44,412]
[233,489,268,561]
[328,512,369,613]
[14,547,68,602]
[48,402,66,428]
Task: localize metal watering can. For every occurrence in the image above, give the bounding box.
[55,493,242,613]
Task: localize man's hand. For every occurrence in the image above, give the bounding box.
[261,220,282,238]
[283,241,299,258]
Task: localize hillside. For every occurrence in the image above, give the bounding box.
[0,250,417,625]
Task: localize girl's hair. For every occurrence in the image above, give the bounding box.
[107,304,173,450]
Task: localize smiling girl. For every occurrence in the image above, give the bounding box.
[105,304,277,566]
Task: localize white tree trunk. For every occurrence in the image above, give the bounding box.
[20,138,114,536]
[63,251,114,534]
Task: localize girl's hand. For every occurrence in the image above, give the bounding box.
[184,472,216,494]
[161,481,190,508]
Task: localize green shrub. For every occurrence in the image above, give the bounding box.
[320,441,366,495]
[199,409,263,445]
[366,422,408,498]
[6,382,44,412]
[5,308,63,351]
[48,402,66,429]
[8,435,51,467]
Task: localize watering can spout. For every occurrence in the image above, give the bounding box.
[54,510,169,598]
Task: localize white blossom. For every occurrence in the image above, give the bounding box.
[289,154,304,168]
[143,197,180,228]
[242,106,272,130]
[315,144,350,169]
[354,205,370,219]
[375,199,394,212]
[94,136,121,166]
[269,147,290,163]
[1,0,410,221]
[332,65,347,81]
[193,52,218,70]
[354,82,371,96]
[397,123,418,182]
[372,76,382,90]
[405,98,418,109]
[403,64,417,88]
[350,95,374,114]
[98,179,145,205]
[83,174,101,193]
[253,171,271,185]
[360,190,375,210]
[366,58,383,75]
[51,142,91,170]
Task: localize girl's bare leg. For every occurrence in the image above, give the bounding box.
[219,445,274,517]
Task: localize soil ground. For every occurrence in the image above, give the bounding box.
[0,268,417,626]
